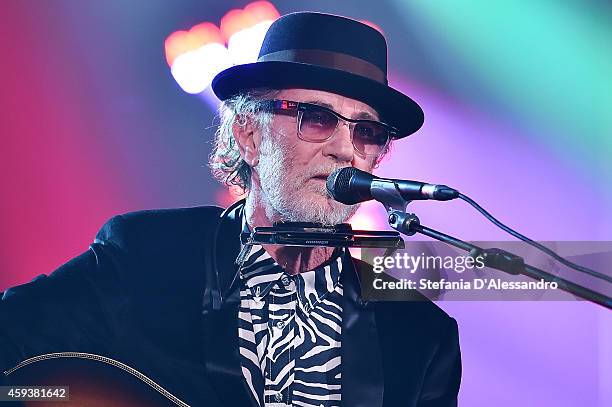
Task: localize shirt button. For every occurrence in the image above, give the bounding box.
[281,275,291,287]
[274,392,283,402]
[275,320,285,329]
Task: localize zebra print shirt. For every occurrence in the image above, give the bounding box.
[237,241,344,407]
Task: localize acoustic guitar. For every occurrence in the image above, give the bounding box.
[2,352,189,406]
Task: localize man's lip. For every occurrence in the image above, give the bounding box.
[312,174,330,179]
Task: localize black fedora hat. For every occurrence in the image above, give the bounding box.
[212,12,424,138]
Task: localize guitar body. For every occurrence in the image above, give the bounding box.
[3,353,189,406]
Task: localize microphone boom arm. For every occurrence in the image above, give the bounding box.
[385,206,612,310]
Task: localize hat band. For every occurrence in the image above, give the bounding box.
[258,49,386,84]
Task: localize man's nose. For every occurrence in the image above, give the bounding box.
[322,122,354,162]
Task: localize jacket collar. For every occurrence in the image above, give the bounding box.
[203,200,383,407]
[202,199,253,405]
[340,254,384,407]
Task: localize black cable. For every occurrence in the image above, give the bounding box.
[457,193,612,284]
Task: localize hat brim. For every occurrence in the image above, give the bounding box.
[211,61,424,138]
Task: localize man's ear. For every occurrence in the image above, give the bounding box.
[373,140,392,169]
[233,114,262,167]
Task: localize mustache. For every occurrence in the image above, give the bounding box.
[302,165,352,180]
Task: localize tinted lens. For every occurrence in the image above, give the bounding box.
[298,107,338,140]
[353,122,389,156]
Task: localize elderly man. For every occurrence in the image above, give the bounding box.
[1,12,460,407]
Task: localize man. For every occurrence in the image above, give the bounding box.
[1,12,461,406]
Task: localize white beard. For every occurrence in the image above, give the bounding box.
[255,132,359,226]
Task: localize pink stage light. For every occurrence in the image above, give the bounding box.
[164,22,224,66]
[165,1,280,95]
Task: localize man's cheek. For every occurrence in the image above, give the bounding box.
[352,156,376,173]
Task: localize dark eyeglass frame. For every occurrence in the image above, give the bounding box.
[264,99,398,159]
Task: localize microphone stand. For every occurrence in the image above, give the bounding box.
[370,185,612,310]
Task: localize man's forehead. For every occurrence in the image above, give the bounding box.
[275,88,379,120]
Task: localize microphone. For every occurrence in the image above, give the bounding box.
[326,167,459,205]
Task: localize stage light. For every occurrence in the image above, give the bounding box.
[165,22,224,66]
[245,1,280,22]
[170,43,232,94]
[227,20,274,65]
[220,1,279,42]
[220,8,258,42]
[165,1,280,96]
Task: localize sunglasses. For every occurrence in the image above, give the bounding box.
[264,99,398,158]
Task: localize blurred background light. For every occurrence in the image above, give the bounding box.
[166,1,280,96]
[227,20,274,65]
[171,43,232,94]
[164,22,224,66]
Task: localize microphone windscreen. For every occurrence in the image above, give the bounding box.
[326,167,373,204]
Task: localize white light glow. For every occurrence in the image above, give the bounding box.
[227,20,274,65]
[170,43,233,94]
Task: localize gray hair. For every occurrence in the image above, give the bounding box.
[209,89,278,192]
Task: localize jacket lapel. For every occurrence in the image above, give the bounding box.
[341,256,384,407]
[202,200,257,406]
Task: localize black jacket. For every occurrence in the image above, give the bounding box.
[0,201,461,406]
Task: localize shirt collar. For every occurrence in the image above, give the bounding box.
[239,243,285,299]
